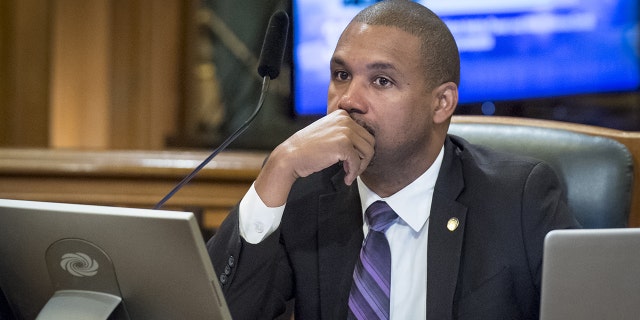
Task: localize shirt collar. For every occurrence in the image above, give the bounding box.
[357,146,444,232]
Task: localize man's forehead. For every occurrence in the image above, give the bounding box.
[333,23,420,60]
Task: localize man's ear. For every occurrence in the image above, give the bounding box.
[432,82,458,124]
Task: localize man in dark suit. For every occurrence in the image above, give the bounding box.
[207,1,579,319]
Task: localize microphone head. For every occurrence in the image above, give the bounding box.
[257,11,289,79]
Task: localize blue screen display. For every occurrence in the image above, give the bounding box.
[293,0,640,116]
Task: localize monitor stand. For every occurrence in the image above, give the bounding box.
[37,290,121,320]
[39,239,130,320]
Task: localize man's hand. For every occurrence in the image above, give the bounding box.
[254,110,375,207]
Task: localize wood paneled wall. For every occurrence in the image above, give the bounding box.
[0,0,52,147]
[1,0,192,150]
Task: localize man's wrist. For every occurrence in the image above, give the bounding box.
[239,182,286,244]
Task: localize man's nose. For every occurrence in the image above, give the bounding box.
[337,80,367,114]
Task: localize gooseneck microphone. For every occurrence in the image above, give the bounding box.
[154,11,289,210]
[257,11,289,79]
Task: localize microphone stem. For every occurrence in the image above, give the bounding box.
[154,76,271,210]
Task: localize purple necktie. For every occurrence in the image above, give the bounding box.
[348,201,398,319]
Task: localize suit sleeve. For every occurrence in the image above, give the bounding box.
[521,162,581,291]
[206,205,294,320]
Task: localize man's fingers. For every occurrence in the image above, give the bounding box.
[342,144,374,185]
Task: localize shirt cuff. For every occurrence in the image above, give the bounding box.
[238,182,286,244]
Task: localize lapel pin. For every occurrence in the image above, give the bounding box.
[447,218,459,232]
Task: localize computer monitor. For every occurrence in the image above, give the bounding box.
[540,228,640,319]
[0,199,231,320]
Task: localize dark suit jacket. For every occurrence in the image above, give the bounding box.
[206,135,580,319]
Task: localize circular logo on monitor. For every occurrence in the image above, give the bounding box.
[60,252,99,277]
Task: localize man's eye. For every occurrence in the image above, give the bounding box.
[334,71,349,81]
[374,77,392,87]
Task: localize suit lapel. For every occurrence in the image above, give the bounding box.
[317,171,363,320]
[427,138,468,319]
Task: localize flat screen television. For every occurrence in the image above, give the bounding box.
[0,199,231,319]
[292,0,640,116]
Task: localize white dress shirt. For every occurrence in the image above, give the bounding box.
[239,147,444,319]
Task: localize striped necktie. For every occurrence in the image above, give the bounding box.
[348,201,398,319]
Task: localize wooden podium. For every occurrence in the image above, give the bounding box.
[0,148,267,232]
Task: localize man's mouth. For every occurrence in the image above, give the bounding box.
[353,118,375,137]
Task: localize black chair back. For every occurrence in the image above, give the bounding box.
[449,120,634,228]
